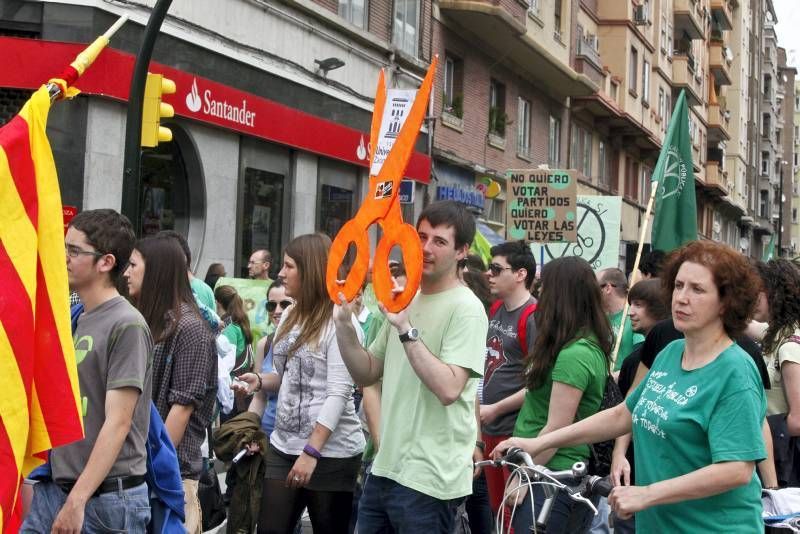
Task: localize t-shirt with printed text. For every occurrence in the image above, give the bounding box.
[368,285,487,500]
[626,339,766,533]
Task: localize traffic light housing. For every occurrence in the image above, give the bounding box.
[141,72,176,147]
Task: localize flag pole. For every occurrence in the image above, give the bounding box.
[46,15,129,101]
[609,179,659,369]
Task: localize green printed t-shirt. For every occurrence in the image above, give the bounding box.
[626,340,766,533]
[611,310,645,371]
[368,285,487,500]
[513,337,606,470]
[221,322,245,357]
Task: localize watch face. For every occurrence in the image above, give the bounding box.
[408,328,419,340]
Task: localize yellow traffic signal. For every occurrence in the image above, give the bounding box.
[141,73,176,147]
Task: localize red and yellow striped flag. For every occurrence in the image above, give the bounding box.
[0,85,84,531]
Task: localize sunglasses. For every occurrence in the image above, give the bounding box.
[266,300,292,312]
[488,263,513,276]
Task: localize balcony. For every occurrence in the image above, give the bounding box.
[674,0,705,41]
[438,1,599,97]
[707,103,730,142]
[709,42,732,85]
[671,54,702,106]
[710,0,733,31]
[704,161,728,196]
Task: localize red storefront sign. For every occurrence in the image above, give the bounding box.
[62,205,78,233]
[0,37,430,182]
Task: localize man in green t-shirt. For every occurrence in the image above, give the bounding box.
[334,201,487,534]
[597,267,644,371]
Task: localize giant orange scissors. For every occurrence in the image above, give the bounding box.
[326,57,438,313]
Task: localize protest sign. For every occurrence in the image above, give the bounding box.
[530,195,621,270]
[506,169,577,242]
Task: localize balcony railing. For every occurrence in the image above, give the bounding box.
[710,0,733,31]
[576,36,602,69]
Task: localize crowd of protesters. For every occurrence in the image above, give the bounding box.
[19,200,800,534]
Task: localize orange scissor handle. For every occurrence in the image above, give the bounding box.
[325,217,371,305]
[372,202,423,313]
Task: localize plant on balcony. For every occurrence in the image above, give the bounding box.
[442,92,464,120]
[489,106,509,137]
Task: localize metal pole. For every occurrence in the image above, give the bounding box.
[121,0,173,235]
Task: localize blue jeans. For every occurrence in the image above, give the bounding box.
[510,476,596,534]
[21,480,150,533]
[465,472,493,534]
[357,475,464,534]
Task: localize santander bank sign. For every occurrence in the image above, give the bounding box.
[185,78,255,127]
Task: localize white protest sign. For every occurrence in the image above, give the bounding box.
[370,89,416,176]
[530,195,621,270]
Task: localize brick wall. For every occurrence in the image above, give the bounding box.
[312,0,338,14]
[433,21,564,174]
[368,1,392,42]
[495,0,527,26]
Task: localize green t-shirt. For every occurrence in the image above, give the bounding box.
[190,277,215,311]
[611,310,645,371]
[626,340,766,533]
[513,337,607,470]
[221,322,245,357]
[368,285,487,500]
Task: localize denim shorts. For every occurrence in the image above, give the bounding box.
[21,480,150,533]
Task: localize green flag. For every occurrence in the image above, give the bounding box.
[651,90,697,252]
[470,227,492,266]
[762,234,775,261]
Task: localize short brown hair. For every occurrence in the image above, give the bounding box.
[628,279,668,321]
[661,241,760,338]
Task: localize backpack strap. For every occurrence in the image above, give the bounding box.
[489,300,503,318]
[517,302,538,352]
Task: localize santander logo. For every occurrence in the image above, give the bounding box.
[186,78,202,112]
[184,77,256,127]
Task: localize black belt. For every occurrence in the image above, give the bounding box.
[56,474,145,497]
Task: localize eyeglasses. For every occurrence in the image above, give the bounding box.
[65,244,104,258]
[488,263,513,277]
[266,300,292,312]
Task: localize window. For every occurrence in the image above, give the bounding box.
[443,54,464,118]
[760,189,769,219]
[582,129,592,177]
[639,164,652,205]
[528,0,540,15]
[795,152,799,167]
[762,114,770,136]
[793,207,798,224]
[658,87,666,119]
[629,47,638,94]
[548,115,561,167]
[517,97,531,157]
[761,151,770,175]
[625,157,639,201]
[554,0,563,39]
[764,74,772,98]
[642,60,650,104]
[489,79,507,136]
[598,141,611,189]
[393,0,419,57]
[570,125,580,169]
[338,0,367,29]
[660,14,668,53]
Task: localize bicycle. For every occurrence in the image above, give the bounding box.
[475,447,613,534]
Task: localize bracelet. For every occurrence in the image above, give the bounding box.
[254,373,263,392]
[303,444,322,460]
[475,440,486,452]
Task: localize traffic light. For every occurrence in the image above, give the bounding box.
[141,72,176,147]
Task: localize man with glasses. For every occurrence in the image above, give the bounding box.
[24,209,153,533]
[248,249,273,281]
[481,241,538,519]
[596,268,644,372]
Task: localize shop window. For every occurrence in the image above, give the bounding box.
[318,158,360,239]
[241,168,284,277]
[140,124,202,240]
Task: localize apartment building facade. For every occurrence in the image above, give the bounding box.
[777,48,796,256]
[793,80,800,256]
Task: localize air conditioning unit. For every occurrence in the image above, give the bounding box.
[633,4,648,25]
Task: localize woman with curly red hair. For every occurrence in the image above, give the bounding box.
[493,241,767,533]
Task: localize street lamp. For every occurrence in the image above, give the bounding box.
[314,57,345,77]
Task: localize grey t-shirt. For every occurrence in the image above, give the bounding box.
[52,296,153,482]
[482,297,537,436]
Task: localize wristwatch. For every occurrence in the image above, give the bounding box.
[399,327,420,343]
